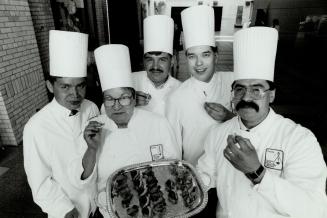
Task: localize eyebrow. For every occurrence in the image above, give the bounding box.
[234,83,266,88]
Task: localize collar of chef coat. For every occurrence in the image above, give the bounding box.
[146,74,173,90]
[190,72,218,95]
[238,107,276,133]
[50,98,80,117]
[235,108,276,150]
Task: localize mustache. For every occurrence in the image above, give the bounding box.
[150,68,163,73]
[235,100,259,112]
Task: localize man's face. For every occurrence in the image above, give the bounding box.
[103,87,135,127]
[186,45,217,83]
[232,79,275,128]
[47,77,86,110]
[144,52,172,86]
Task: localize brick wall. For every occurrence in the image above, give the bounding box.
[0,0,48,146]
[28,0,55,78]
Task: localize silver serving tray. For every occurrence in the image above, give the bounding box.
[106,159,208,218]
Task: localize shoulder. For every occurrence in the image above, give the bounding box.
[169,79,192,100]
[81,99,99,114]
[131,71,147,80]
[216,71,235,83]
[24,103,52,133]
[273,113,317,141]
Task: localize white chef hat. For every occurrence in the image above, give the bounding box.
[181,5,215,50]
[94,44,133,91]
[233,27,278,82]
[49,30,88,77]
[144,15,174,55]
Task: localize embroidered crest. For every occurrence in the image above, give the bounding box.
[264,148,284,170]
[150,144,164,161]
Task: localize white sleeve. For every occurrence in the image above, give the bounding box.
[196,127,219,189]
[67,136,97,190]
[23,124,74,217]
[254,131,327,218]
[165,96,183,154]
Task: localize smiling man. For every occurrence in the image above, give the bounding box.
[132,15,181,116]
[166,5,235,166]
[79,44,181,218]
[197,27,327,218]
[23,30,99,218]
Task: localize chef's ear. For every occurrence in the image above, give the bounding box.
[46,80,54,93]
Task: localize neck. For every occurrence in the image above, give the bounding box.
[241,109,270,129]
[152,76,169,88]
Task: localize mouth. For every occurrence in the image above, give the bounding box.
[68,100,82,105]
[150,69,163,74]
[194,68,207,74]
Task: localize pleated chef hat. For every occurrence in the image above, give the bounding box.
[94,44,133,91]
[144,15,174,55]
[49,30,88,77]
[234,27,278,82]
[181,5,215,50]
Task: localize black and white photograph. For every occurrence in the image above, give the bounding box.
[0,0,326,218]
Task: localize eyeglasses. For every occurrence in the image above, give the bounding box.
[232,86,271,100]
[104,95,133,107]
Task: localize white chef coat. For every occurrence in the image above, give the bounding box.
[132,71,181,116]
[197,108,327,218]
[89,108,181,217]
[23,98,99,218]
[166,71,234,166]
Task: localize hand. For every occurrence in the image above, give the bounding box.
[136,91,151,106]
[223,135,261,174]
[83,121,104,150]
[204,102,234,122]
[65,207,79,218]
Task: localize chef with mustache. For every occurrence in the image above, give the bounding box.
[197,27,327,218]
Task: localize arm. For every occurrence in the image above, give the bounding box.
[196,127,219,189]
[23,124,75,217]
[255,133,327,218]
[224,134,327,218]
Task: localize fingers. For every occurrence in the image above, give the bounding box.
[85,121,104,137]
[204,102,224,113]
[235,135,254,150]
[136,91,151,106]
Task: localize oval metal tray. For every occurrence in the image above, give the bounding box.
[106,159,208,218]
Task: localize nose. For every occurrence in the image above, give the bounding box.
[70,87,78,97]
[241,88,253,101]
[112,100,122,111]
[152,59,159,70]
[195,56,203,66]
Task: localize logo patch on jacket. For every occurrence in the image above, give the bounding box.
[150,144,164,161]
[264,148,284,170]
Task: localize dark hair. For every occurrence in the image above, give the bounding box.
[144,51,172,59]
[47,75,62,84]
[231,80,276,90]
[185,46,218,56]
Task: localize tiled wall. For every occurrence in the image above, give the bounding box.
[0,0,49,146]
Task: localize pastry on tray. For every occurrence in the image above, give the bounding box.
[106,160,208,218]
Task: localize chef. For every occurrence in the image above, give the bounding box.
[79,44,181,218]
[197,27,327,218]
[132,15,181,116]
[23,30,99,218]
[166,5,234,166]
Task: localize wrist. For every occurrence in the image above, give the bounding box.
[245,164,265,184]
